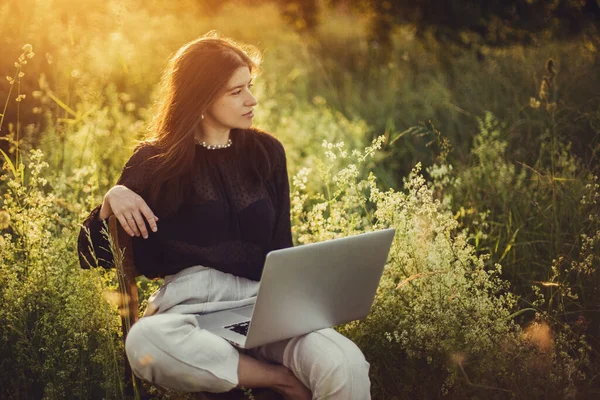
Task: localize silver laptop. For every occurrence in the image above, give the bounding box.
[194,228,395,349]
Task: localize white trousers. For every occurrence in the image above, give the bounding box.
[125,265,371,399]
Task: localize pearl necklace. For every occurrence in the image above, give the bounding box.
[194,138,233,150]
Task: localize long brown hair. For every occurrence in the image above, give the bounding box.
[139,32,264,216]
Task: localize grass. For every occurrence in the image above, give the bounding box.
[0,1,599,398]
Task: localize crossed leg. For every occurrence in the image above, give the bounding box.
[126,313,371,399]
[249,329,371,399]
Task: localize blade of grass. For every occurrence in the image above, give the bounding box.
[0,148,19,181]
[47,92,77,117]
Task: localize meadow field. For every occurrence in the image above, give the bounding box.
[1,0,599,398]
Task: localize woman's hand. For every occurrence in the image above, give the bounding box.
[100,185,159,239]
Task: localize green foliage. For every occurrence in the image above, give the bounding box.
[438,110,600,328]
[334,0,600,50]
[293,140,588,398]
[0,149,125,399]
[300,19,600,182]
[0,1,598,398]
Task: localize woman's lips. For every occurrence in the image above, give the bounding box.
[243,111,254,118]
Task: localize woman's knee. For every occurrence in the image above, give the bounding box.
[308,328,369,368]
[318,332,369,382]
[125,316,162,382]
[288,329,371,398]
[124,314,241,393]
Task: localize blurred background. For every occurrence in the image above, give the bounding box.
[1,1,599,398]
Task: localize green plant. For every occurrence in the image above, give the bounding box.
[292,138,588,399]
[0,148,126,399]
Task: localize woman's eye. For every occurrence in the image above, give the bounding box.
[232,84,253,96]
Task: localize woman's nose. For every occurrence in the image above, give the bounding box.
[246,92,258,107]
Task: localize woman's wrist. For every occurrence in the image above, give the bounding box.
[99,194,113,220]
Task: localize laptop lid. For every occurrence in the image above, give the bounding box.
[244,228,395,348]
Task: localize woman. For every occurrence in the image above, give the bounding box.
[78,32,371,400]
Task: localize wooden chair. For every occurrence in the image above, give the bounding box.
[107,215,282,399]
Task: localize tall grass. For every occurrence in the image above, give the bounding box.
[0,1,598,398]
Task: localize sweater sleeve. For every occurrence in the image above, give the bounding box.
[271,140,294,250]
[77,144,158,270]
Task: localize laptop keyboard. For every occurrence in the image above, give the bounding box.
[225,320,250,336]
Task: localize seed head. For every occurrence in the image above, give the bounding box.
[522,321,554,351]
[529,97,541,109]
[539,79,549,101]
[539,58,557,104]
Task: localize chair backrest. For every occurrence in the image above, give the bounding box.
[107,215,142,395]
[108,215,140,335]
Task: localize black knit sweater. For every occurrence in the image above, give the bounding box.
[77,128,293,281]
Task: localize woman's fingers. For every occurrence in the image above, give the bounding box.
[139,203,159,233]
[116,211,157,239]
[132,198,159,238]
[126,213,142,237]
[107,186,159,239]
[131,211,149,238]
[116,213,138,237]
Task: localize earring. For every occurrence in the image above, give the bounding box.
[201,114,204,120]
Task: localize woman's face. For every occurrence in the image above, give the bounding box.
[203,66,257,133]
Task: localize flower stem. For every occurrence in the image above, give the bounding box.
[0,67,20,133]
